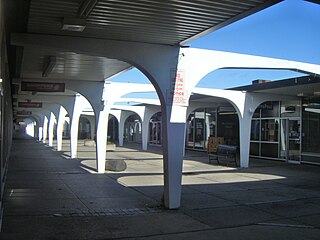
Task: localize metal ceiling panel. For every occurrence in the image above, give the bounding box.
[27,0,281,45]
[21,46,131,81]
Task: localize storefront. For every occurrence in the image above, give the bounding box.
[186,106,239,150]
[301,97,320,165]
[250,100,302,163]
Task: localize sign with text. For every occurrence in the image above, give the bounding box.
[18,102,43,108]
[21,81,65,92]
[166,69,188,106]
[16,110,32,116]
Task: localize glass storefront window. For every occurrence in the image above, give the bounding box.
[186,107,239,150]
[250,142,259,156]
[149,112,162,145]
[281,100,300,117]
[302,98,320,153]
[261,143,279,158]
[206,108,216,138]
[186,112,195,148]
[194,110,205,149]
[260,101,279,118]
[217,110,239,146]
[261,119,279,142]
[251,119,260,141]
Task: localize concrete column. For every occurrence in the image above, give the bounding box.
[56,106,67,151]
[95,107,109,173]
[118,119,124,147]
[141,120,149,151]
[42,116,48,144]
[38,126,43,141]
[118,111,132,147]
[162,105,187,209]
[238,114,252,168]
[70,96,82,158]
[48,112,56,147]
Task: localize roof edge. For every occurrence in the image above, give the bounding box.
[180,0,283,45]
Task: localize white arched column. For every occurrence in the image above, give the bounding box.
[42,116,48,144]
[48,112,56,147]
[38,115,44,142]
[56,106,67,151]
[69,95,82,158]
[161,105,187,208]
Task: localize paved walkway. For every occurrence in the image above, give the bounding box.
[1,134,320,239]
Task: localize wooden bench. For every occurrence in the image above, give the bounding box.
[208,144,238,167]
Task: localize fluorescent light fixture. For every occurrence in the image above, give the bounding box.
[62,18,86,32]
[0,78,2,83]
[42,56,56,77]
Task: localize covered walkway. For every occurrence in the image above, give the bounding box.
[1,134,320,239]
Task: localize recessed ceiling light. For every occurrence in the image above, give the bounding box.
[62,18,86,32]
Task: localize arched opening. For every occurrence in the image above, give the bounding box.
[149,112,162,146]
[108,114,118,144]
[78,116,91,139]
[123,114,142,144]
[63,117,70,138]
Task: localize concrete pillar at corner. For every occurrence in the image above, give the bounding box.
[162,105,187,209]
[56,106,67,151]
[70,95,82,158]
[238,112,253,168]
[118,110,133,147]
[95,107,109,173]
[141,118,149,151]
[48,112,56,147]
[42,116,48,144]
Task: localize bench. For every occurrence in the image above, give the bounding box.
[208,144,238,167]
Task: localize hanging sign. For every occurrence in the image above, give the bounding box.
[21,81,65,92]
[16,110,32,116]
[166,69,188,106]
[18,102,43,108]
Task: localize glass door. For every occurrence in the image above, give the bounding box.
[280,118,301,163]
[149,121,161,145]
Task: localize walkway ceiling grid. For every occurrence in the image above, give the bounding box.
[5,0,281,115]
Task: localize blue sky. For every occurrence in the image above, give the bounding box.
[111,0,320,91]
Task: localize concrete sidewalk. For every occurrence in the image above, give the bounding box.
[1,135,320,239]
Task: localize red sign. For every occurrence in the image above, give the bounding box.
[21,81,65,92]
[18,102,43,108]
[16,111,32,116]
[167,69,188,106]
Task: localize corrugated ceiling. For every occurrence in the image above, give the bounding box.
[27,0,280,45]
